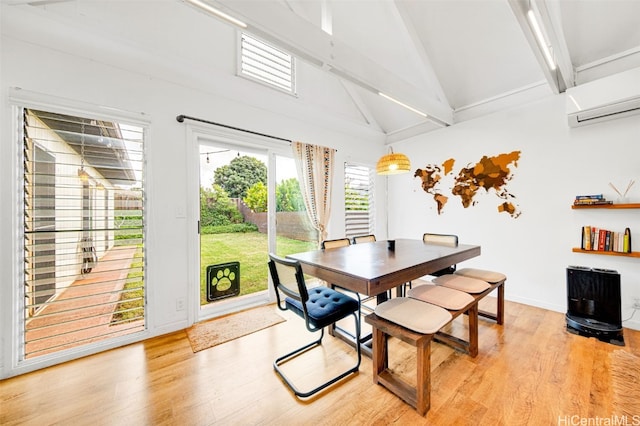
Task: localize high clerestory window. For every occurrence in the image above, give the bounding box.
[239,32,296,95]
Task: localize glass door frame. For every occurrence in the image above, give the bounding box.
[186,123,291,323]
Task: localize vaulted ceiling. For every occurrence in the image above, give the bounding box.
[4,0,640,143]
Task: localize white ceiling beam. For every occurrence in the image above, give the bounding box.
[339,81,384,133]
[535,0,575,90]
[384,121,444,145]
[391,0,452,110]
[507,0,565,94]
[209,0,454,126]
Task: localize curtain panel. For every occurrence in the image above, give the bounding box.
[292,141,335,245]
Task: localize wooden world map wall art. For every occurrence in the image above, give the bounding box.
[414,151,522,218]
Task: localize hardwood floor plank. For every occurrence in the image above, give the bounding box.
[1,301,639,425]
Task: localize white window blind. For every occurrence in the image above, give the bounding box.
[240,32,295,94]
[345,163,375,238]
[22,107,145,359]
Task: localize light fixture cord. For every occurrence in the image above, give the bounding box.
[80,120,85,172]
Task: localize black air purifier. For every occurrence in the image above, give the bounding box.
[566,266,624,346]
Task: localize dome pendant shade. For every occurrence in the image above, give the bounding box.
[376,151,411,175]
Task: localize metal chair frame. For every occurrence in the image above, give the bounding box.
[268,254,361,398]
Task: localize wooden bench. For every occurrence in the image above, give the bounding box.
[364,281,500,416]
[454,267,506,325]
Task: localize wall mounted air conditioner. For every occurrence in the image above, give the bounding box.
[566,67,640,128]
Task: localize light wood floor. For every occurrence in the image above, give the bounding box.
[2,299,639,425]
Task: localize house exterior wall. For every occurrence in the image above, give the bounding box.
[25,114,116,296]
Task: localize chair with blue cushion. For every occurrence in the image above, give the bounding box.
[268,253,361,398]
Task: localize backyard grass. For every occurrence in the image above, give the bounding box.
[111,245,144,323]
[112,232,316,316]
[199,232,316,305]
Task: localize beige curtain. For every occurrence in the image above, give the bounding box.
[292,141,335,245]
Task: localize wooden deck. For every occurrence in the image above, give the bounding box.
[25,245,143,358]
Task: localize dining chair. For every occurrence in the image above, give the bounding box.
[405,233,460,294]
[321,238,351,250]
[352,234,376,244]
[421,233,506,325]
[268,253,361,398]
[321,237,374,325]
[422,233,459,276]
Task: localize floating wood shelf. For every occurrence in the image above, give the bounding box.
[571,248,640,258]
[571,203,640,209]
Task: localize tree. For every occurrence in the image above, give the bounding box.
[242,178,305,213]
[277,178,305,212]
[214,156,267,199]
[244,181,267,213]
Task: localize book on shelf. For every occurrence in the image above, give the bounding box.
[598,229,606,251]
[575,194,604,200]
[582,226,591,250]
[574,199,613,205]
[580,226,632,253]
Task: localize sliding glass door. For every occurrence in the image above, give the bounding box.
[196,141,316,320]
[273,154,317,256]
[198,143,269,314]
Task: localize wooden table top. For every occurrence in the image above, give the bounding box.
[287,239,481,297]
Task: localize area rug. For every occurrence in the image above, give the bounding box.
[186,304,286,353]
[610,349,640,417]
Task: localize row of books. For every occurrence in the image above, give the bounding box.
[581,226,632,253]
[574,194,613,206]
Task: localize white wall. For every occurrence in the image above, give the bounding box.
[0,33,383,377]
[390,94,640,330]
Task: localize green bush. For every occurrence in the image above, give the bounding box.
[201,223,258,234]
[200,185,243,226]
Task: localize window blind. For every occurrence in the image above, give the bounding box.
[344,164,375,238]
[22,108,146,359]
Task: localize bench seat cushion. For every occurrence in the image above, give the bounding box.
[454,268,506,283]
[433,274,491,294]
[407,284,475,311]
[374,297,452,334]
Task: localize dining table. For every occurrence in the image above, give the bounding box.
[286,238,481,354]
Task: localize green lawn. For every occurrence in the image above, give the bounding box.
[199,232,316,305]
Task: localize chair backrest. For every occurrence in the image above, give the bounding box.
[268,253,308,306]
[321,238,351,250]
[423,233,458,247]
[422,233,458,276]
[353,234,376,244]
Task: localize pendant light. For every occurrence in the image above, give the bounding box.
[376,147,411,175]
